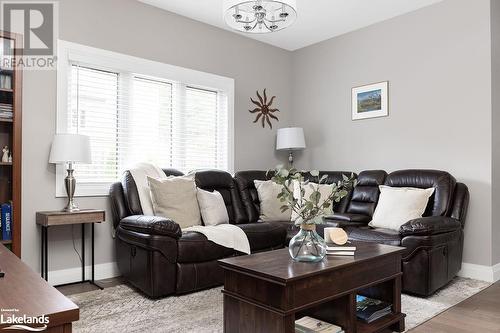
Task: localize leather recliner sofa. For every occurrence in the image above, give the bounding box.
[110,168,468,298]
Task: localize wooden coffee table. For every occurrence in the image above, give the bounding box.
[219,242,405,333]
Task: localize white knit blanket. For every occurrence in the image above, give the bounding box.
[128,162,166,216]
[183,224,251,254]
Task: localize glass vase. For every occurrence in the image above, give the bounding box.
[289,224,327,262]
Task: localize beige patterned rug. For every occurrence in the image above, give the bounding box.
[69,277,489,333]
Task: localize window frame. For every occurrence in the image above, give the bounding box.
[56,40,235,197]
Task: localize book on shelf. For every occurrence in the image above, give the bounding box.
[295,316,343,333]
[1,202,12,241]
[356,295,392,323]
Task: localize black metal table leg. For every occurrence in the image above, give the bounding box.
[40,226,43,279]
[81,223,85,282]
[44,227,48,281]
[92,223,94,282]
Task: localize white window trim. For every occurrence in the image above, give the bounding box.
[56,40,235,197]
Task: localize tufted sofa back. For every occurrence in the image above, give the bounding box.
[384,169,456,217]
[194,170,247,224]
[234,170,356,223]
[346,170,387,217]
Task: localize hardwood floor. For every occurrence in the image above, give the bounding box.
[410,282,500,333]
[57,279,500,332]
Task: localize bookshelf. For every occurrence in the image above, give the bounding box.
[0,30,22,257]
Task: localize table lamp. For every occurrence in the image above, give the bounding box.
[276,127,306,166]
[49,134,91,212]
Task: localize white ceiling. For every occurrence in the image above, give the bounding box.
[139,0,442,51]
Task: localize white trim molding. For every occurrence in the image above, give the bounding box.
[46,262,120,286]
[458,262,500,283]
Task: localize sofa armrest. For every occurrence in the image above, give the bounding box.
[399,216,461,237]
[120,215,182,239]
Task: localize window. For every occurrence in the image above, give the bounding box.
[57,41,234,196]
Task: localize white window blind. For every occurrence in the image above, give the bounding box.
[65,62,230,195]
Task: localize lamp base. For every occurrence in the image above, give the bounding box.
[63,201,80,212]
[288,151,294,167]
[63,162,79,212]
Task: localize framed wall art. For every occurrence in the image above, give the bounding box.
[352,81,388,120]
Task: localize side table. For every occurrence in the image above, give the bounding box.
[36,209,105,288]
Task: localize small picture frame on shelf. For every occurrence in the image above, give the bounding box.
[352,81,388,120]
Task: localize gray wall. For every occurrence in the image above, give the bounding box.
[492,0,500,266]
[22,0,293,274]
[291,0,493,266]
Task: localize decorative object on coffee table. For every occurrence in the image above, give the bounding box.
[249,88,279,129]
[276,127,306,166]
[324,227,349,245]
[49,134,92,212]
[352,81,388,120]
[271,166,356,261]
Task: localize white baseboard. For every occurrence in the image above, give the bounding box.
[458,262,500,283]
[47,262,120,286]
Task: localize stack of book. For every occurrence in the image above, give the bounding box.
[0,103,12,120]
[295,316,344,333]
[326,243,356,256]
[356,295,392,323]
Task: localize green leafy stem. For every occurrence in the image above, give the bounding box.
[269,166,357,226]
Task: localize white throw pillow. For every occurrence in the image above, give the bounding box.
[196,188,229,226]
[148,176,201,229]
[291,181,334,221]
[369,185,435,231]
[254,180,291,222]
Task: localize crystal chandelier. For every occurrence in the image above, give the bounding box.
[223,0,297,34]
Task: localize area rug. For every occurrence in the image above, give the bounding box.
[69,277,490,333]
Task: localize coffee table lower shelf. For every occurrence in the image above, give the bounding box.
[356,313,406,333]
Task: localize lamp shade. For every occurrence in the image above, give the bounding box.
[49,134,91,164]
[276,127,306,151]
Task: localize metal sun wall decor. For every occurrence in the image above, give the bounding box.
[249,88,279,129]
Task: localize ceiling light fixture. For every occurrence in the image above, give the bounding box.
[223,0,297,34]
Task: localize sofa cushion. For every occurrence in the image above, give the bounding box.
[369,185,435,231]
[384,169,456,217]
[148,176,202,229]
[346,227,401,246]
[254,180,292,222]
[196,189,229,226]
[235,171,271,223]
[237,222,287,252]
[177,231,235,263]
[325,213,371,223]
[196,170,248,224]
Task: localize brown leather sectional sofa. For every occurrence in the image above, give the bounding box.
[109,168,468,298]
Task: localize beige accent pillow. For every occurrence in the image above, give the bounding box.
[291,181,334,221]
[254,180,291,222]
[196,188,229,226]
[148,176,201,229]
[369,185,435,231]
